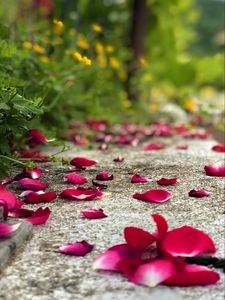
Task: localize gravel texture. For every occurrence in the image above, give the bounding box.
[0,138,224,300]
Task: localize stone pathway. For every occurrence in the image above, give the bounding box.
[0,137,224,300]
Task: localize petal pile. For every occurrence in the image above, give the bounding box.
[133,189,171,203]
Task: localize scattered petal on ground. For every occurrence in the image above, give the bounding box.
[0,223,20,238]
[21,191,57,204]
[188,189,210,198]
[18,178,48,191]
[131,174,151,183]
[60,188,103,201]
[58,240,93,256]
[70,157,97,168]
[81,208,107,219]
[25,207,51,225]
[157,178,179,186]
[212,145,225,153]
[64,173,87,185]
[144,143,165,151]
[133,189,171,203]
[204,165,225,177]
[96,171,113,181]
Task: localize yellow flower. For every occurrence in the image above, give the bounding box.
[23,41,32,49]
[77,34,89,50]
[33,44,45,54]
[110,57,120,69]
[73,51,83,62]
[184,98,197,112]
[97,54,107,67]
[149,102,159,111]
[40,56,49,63]
[91,23,103,33]
[139,57,147,66]
[106,45,114,53]
[95,42,104,54]
[82,56,92,66]
[53,19,64,34]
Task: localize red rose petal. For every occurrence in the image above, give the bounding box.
[0,184,21,210]
[212,145,225,152]
[18,178,48,191]
[60,188,103,201]
[131,174,151,183]
[96,171,113,181]
[81,208,107,219]
[70,157,97,169]
[58,240,93,256]
[0,223,20,238]
[188,189,210,198]
[25,207,51,225]
[152,214,168,239]
[163,263,220,286]
[161,226,216,257]
[157,178,179,186]
[9,208,34,218]
[29,129,48,148]
[22,191,57,204]
[131,259,177,287]
[124,227,156,250]
[144,143,165,151]
[64,173,87,185]
[133,189,171,203]
[204,165,225,177]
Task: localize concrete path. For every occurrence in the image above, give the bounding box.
[0,137,224,300]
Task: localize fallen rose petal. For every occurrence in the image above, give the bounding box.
[212,145,225,153]
[204,165,225,177]
[176,144,188,150]
[60,188,103,201]
[131,174,151,183]
[59,240,93,256]
[144,143,165,151]
[14,167,43,181]
[96,171,113,181]
[188,190,210,198]
[92,180,108,190]
[157,178,179,186]
[81,208,107,219]
[163,263,220,286]
[23,191,57,204]
[64,173,87,185]
[29,129,48,148]
[70,157,97,169]
[25,207,51,225]
[18,149,41,158]
[93,244,140,271]
[18,178,48,191]
[113,156,124,163]
[160,226,216,257]
[8,208,34,218]
[131,259,177,287]
[0,184,21,210]
[0,223,20,238]
[124,227,156,250]
[133,189,171,203]
[152,214,168,239]
[1,178,14,185]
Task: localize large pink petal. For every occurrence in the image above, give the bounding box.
[93,244,140,272]
[0,184,18,210]
[157,178,179,186]
[212,145,225,153]
[70,157,97,168]
[188,189,210,198]
[152,214,168,239]
[144,143,165,151]
[131,174,151,183]
[60,188,103,201]
[25,207,51,225]
[160,226,216,257]
[133,189,171,203]
[124,227,156,250]
[64,173,87,185]
[204,165,225,177]
[163,263,220,286]
[96,171,113,181]
[131,259,177,287]
[59,240,93,256]
[22,191,57,204]
[0,223,20,238]
[18,178,48,191]
[81,208,107,219]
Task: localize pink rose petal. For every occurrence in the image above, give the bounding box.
[22,191,57,204]
[18,178,48,191]
[64,173,87,185]
[8,208,34,218]
[212,145,225,153]
[131,174,151,183]
[70,157,97,169]
[124,227,156,250]
[29,129,48,148]
[151,214,168,239]
[96,171,113,181]
[81,208,107,219]
[157,178,179,186]
[133,189,171,203]
[144,143,165,151]
[0,184,22,210]
[204,165,225,177]
[160,226,216,257]
[188,189,210,198]
[0,223,20,238]
[58,240,93,256]
[60,188,103,201]
[25,207,51,225]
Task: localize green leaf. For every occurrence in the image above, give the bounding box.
[0,24,9,40]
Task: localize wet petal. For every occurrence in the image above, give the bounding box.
[204,165,225,177]
[163,263,220,286]
[59,240,93,256]
[157,178,179,186]
[144,143,165,151]
[70,157,97,169]
[0,223,20,238]
[131,259,177,287]
[131,174,151,183]
[212,145,225,153]
[64,173,87,185]
[161,226,216,257]
[60,188,103,201]
[96,171,113,181]
[18,178,48,191]
[188,189,210,198]
[124,227,156,250]
[25,207,51,225]
[133,189,171,203]
[81,208,107,219]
